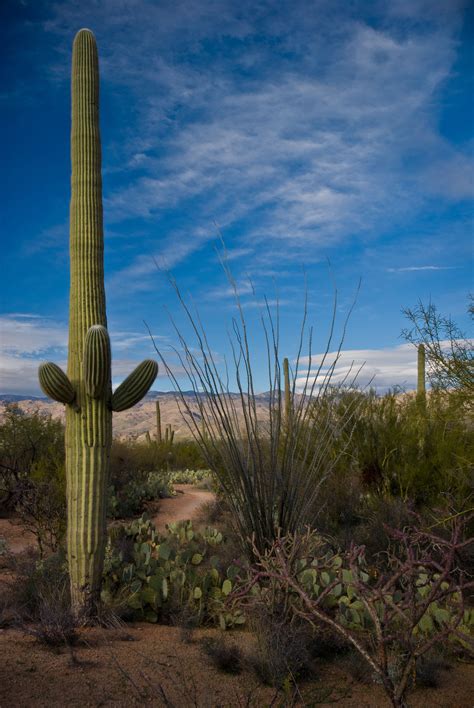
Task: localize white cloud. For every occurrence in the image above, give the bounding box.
[296,343,422,392]
[387,266,456,273]
[0,315,166,395]
[0,314,68,356]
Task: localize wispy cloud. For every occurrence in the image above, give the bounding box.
[37,0,470,284]
[387,265,456,273]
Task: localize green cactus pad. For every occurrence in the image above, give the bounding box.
[84,325,111,398]
[39,362,76,404]
[111,359,158,411]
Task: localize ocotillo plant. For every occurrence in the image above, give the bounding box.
[283,357,292,426]
[38,29,157,616]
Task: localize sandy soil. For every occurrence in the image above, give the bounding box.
[0,624,473,707]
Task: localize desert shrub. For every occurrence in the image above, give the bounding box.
[108,440,175,518]
[238,517,474,708]
[202,635,244,674]
[18,552,76,648]
[19,549,70,617]
[168,468,213,485]
[0,407,66,554]
[102,516,245,628]
[350,496,416,564]
[248,613,314,687]
[167,441,207,471]
[314,388,473,509]
[22,588,78,649]
[107,470,174,519]
[402,296,473,399]
[0,405,65,512]
[414,649,452,688]
[14,477,66,557]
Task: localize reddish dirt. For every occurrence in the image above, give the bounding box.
[0,484,215,556]
[0,517,36,555]
[0,624,473,707]
[151,483,215,531]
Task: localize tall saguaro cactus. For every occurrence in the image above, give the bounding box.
[38,29,157,616]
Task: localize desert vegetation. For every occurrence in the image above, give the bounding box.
[1,26,472,708]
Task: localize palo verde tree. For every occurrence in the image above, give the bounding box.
[38,29,157,617]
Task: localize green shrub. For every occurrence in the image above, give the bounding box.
[0,405,65,512]
[107,470,174,519]
[312,388,473,509]
[168,468,213,485]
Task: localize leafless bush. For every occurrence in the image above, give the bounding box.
[233,513,473,708]
[14,478,66,557]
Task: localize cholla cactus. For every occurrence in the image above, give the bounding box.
[38,29,157,616]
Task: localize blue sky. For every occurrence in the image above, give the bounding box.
[1,0,473,395]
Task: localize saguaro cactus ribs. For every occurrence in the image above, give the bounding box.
[38,29,157,616]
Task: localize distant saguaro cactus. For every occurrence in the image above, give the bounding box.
[38,29,157,616]
[417,344,426,396]
[165,423,175,445]
[156,399,162,443]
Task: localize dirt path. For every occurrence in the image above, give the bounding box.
[151,483,215,531]
[0,484,215,556]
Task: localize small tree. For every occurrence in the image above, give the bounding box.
[0,405,64,511]
[402,297,473,399]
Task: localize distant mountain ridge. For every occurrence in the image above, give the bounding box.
[0,390,273,440]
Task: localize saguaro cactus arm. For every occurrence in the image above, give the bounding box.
[39,362,76,405]
[84,325,111,398]
[111,359,158,411]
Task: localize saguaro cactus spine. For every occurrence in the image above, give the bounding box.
[38,29,157,616]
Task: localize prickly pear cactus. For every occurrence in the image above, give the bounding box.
[38,29,157,616]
